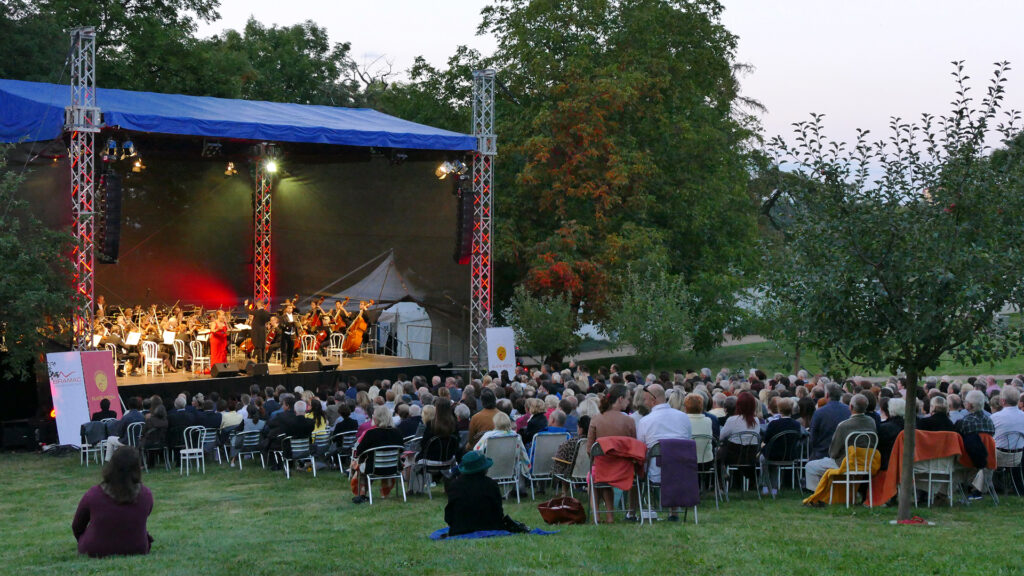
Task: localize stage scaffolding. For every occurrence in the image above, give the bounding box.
[470,70,497,373]
[66,27,101,351]
[253,143,275,306]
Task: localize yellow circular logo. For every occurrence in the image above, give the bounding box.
[95,371,108,392]
[496,346,507,362]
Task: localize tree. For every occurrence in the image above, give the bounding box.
[606,265,692,370]
[764,62,1024,520]
[504,285,582,365]
[481,0,760,348]
[0,148,74,378]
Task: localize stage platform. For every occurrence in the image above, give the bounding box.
[116,355,445,403]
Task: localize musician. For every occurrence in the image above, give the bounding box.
[250,301,272,363]
[331,299,351,335]
[265,316,282,361]
[95,295,106,319]
[279,304,300,368]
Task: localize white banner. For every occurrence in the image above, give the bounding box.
[486,327,516,375]
[47,352,90,447]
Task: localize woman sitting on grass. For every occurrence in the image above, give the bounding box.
[72,446,154,558]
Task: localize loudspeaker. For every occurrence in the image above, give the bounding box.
[297,360,321,373]
[211,362,241,378]
[243,361,269,376]
[97,172,122,264]
[454,181,474,265]
[318,357,339,371]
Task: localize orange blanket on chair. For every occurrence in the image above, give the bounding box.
[593,436,647,490]
[868,430,965,507]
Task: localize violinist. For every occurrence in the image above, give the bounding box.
[250,300,272,363]
[279,303,300,369]
[265,315,282,360]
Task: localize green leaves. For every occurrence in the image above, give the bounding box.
[606,265,692,370]
[504,285,583,364]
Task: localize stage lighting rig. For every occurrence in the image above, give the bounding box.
[202,139,223,157]
[225,162,238,176]
[435,159,468,180]
[120,138,137,159]
[265,159,278,174]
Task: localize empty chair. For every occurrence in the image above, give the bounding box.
[141,341,163,376]
[483,434,522,503]
[326,333,344,361]
[179,426,206,476]
[832,431,879,508]
[553,438,591,499]
[300,334,318,361]
[189,340,209,374]
[523,432,568,500]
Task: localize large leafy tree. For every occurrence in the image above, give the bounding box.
[0,148,74,378]
[764,62,1024,520]
[481,0,759,348]
[504,285,582,364]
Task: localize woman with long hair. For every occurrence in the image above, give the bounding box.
[308,399,328,434]
[717,390,762,489]
[72,446,154,557]
[586,384,636,523]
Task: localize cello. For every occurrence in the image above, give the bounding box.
[342,300,373,355]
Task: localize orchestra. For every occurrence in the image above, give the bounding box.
[89,295,375,376]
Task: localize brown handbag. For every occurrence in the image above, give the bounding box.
[537,496,587,525]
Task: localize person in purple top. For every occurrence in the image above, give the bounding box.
[72,446,154,557]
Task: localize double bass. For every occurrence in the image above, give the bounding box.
[342,300,373,354]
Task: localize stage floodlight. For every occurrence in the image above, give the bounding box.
[225,162,237,176]
[132,158,145,173]
[106,139,118,155]
[265,159,278,174]
[121,139,137,159]
[436,160,468,180]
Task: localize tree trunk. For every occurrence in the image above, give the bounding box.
[897,371,919,521]
[793,342,801,375]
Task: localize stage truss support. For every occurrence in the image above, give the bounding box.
[66,27,101,350]
[470,70,497,373]
[253,143,276,306]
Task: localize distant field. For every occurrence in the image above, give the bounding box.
[3,451,1022,575]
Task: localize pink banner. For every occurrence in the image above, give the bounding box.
[81,350,122,418]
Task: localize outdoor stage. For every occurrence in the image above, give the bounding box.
[116,355,446,403]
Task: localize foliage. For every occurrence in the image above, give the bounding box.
[606,266,692,369]
[481,0,760,350]
[0,149,74,378]
[504,285,582,364]
[369,46,481,132]
[764,62,1024,519]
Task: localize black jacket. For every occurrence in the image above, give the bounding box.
[444,472,505,535]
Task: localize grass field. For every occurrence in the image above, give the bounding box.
[589,341,1024,378]
[3,451,1023,575]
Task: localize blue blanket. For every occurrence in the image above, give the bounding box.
[430,527,559,540]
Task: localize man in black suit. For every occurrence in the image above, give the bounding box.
[196,400,222,429]
[279,304,299,369]
[167,395,196,449]
[918,396,957,432]
[250,301,272,363]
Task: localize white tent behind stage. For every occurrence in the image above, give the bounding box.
[377,302,432,360]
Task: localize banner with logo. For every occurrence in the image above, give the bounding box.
[47,352,91,447]
[81,349,122,419]
[486,327,516,375]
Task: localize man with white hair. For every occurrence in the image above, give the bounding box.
[957,390,996,499]
[637,383,692,521]
[991,385,1024,450]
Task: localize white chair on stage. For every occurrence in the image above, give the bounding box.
[326,333,344,363]
[300,334,318,361]
[189,340,210,374]
[172,339,186,370]
[141,341,163,376]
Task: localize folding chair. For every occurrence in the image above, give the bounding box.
[360,445,407,504]
[417,435,460,499]
[280,436,316,479]
[179,425,206,475]
[232,430,265,470]
[80,421,107,466]
[554,438,590,499]
[331,430,358,475]
[484,434,522,503]
[692,433,720,509]
[832,431,878,508]
[642,440,700,525]
[722,431,761,500]
[995,431,1024,496]
[759,429,803,497]
[523,432,568,500]
[201,427,223,464]
[311,429,331,460]
[587,441,644,526]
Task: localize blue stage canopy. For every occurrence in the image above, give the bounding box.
[0,79,476,151]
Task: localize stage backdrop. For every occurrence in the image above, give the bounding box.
[17,140,471,365]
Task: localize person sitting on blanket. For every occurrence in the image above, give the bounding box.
[803,393,878,506]
[445,451,506,535]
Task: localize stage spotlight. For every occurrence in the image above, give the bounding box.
[265,159,278,174]
[225,162,237,176]
[121,139,137,159]
[435,160,468,180]
[106,139,118,155]
[202,139,223,157]
[132,158,146,173]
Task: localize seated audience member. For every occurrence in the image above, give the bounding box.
[806,385,851,471]
[586,384,636,523]
[877,398,906,471]
[230,402,266,465]
[475,411,531,479]
[761,397,802,494]
[543,409,572,435]
[718,391,762,487]
[397,404,422,439]
[444,451,506,535]
[332,403,359,436]
[519,398,549,448]
[637,384,692,520]
[105,397,145,461]
[918,396,957,432]
[307,400,328,435]
[72,446,153,557]
[468,389,499,447]
[419,399,461,464]
[351,405,405,504]
[196,400,222,430]
[91,398,117,421]
[957,390,997,498]
[454,403,472,433]
[805,394,877,493]
[682,393,714,438]
[991,385,1024,454]
[140,404,168,465]
[560,397,579,435]
[948,394,968,424]
[552,415,590,494]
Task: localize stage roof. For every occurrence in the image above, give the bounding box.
[0,78,476,151]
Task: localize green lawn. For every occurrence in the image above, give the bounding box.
[3,451,1023,575]
[592,341,1024,378]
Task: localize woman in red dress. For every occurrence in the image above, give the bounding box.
[209,310,229,365]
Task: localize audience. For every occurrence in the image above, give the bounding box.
[72,446,153,557]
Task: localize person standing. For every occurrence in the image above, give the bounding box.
[250,301,272,363]
[279,304,299,369]
[209,310,229,366]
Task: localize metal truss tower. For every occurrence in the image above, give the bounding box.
[470,70,496,373]
[66,27,101,350]
[253,144,275,306]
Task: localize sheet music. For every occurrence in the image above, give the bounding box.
[197,334,209,342]
[163,330,175,345]
[125,331,141,346]
[234,324,251,330]
[92,334,102,348]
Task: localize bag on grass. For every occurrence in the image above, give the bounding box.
[537,496,586,525]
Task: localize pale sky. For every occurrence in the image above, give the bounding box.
[198,0,1024,146]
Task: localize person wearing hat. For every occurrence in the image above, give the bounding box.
[444,451,506,535]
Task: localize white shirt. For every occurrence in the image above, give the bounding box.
[637,403,692,482]
[991,405,1024,448]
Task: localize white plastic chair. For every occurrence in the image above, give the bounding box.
[300,334,318,361]
[80,421,107,466]
[832,431,878,508]
[142,341,163,376]
[179,425,206,476]
[104,343,125,374]
[524,432,567,500]
[172,339,186,369]
[484,434,521,503]
[326,333,344,362]
[189,340,210,374]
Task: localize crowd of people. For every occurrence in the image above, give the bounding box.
[74,364,1024,554]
